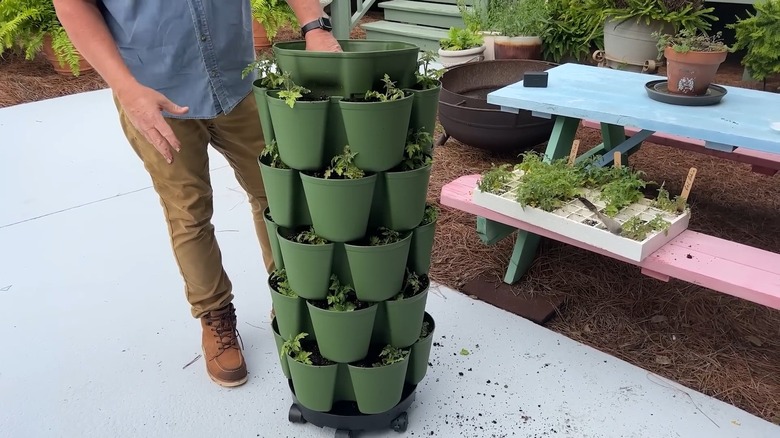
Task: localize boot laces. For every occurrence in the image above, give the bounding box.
[204,305,244,354]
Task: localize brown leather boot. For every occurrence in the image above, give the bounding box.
[200,303,247,387]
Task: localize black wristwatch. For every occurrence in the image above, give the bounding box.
[301,17,333,37]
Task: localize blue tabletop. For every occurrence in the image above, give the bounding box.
[487,63,780,155]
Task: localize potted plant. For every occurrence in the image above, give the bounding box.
[299,146,378,243]
[542,0,604,63]
[344,227,413,302]
[408,203,439,275]
[262,207,285,269]
[457,0,499,60]
[243,52,285,146]
[337,74,414,172]
[381,270,430,348]
[271,317,292,378]
[347,344,410,414]
[406,312,435,385]
[266,72,331,171]
[586,0,717,72]
[258,141,311,229]
[277,226,334,300]
[727,0,780,87]
[282,333,339,412]
[655,29,730,95]
[249,0,297,49]
[491,0,548,60]
[438,27,486,68]
[404,51,443,154]
[0,0,93,76]
[306,275,379,363]
[268,268,310,340]
[370,130,433,231]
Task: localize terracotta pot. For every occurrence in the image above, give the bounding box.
[252,20,272,49]
[664,46,727,96]
[494,36,543,61]
[42,34,93,76]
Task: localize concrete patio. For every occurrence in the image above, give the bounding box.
[1,89,778,438]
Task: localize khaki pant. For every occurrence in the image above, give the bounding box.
[114,94,274,318]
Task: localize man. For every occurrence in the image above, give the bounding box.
[53,0,341,387]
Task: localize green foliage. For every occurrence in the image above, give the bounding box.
[422,204,439,226]
[596,167,647,217]
[727,0,780,82]
[585,0,717,33]
[542,0,605,63]
[259,140,289,169]
[655,29,729,59]
[241,52,285,89]
[457,0,492,32]
[365,74,406,101]
[372,345,408,367]
[400,129,434,171]
[515,152,582,211]
[326,275,358,311]
[369,227,402,246]
[281,333,313,365]
[620,214,670,241]
[489,0,549,37]
[415,50,444,89]
[654,184,687,213]
[249,0,297,42]
[277,72,311,108]
[476,164,515,195]
[439,27,484,50]
[291,227,328,245]
[0,0,83,76]
[394,269,426,300]
[419,321,432,340]
[324,146,365,180]
[270,268,297,297]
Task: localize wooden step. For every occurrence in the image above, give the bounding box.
[361,21,448,52]
[379,0,465,29]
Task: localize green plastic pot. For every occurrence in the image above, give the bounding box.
[268,276,306,340]
[271,318,291,379]
[259,159,311,229]
[338,94,414,172]
[409,217,437,275]
[348,351,410,414]
[306,302,378,363]
[334,364,356,402]
[251,83,275,146]
[383,286,429,348]
[324,96,349,161]
[262,208,284,270]
[405,84,441,155]
[406,312,435,385]
[287,354,338,412]
[273,40,420,97]
[277,228,334,300]
[372,163,432,231]
[266,91,330,171]
[344,232,412,302]
[300,173,377,243]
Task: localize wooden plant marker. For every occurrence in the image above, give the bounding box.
[613,151,622,168]
[568,139,581,166]
[678,167,698,211]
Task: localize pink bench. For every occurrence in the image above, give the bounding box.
[581,120,780,176]
[440,175,780,310]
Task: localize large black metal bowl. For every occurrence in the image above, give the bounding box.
[438,59,558,153]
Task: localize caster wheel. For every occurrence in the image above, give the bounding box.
[643,59,658,74]
[335,429,354,438]
[288,404,306,424]
[391,412,409,433]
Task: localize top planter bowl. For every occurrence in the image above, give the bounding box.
[273,40,420,97]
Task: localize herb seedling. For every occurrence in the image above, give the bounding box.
[326,275,358,311]
[393,269,426,300]
[372,345,408,367]
[597,166,647,217]
[515,152,582,211]
[291,227,328,245]
[654,184,687,213]
[400,129,434,171]
[421,204,439,226]
[241,53,285,89]
[415,50,444,89]
[270,268,297,297]
[281,332,313,364]
[369,227,402,246]
[277,72,311,108]
[620,214,671,241]
[476,164,514,195]
[365,74,406,102]
[323,145,365,179]
[259,140,288,169]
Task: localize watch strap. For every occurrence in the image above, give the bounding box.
[301,17,332,37]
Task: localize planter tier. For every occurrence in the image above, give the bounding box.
[260,164,311,229]
[374,286,430,348]
[287,354,339,412]
[406,85,441,155]
[344,232,413,302]
[306,302,378,363]
[348,353,410,414]
[266,92,330,171]
[262,208,285,270]
[409,218,437,275]
[370,164,432,231]
[252,84,275,147]
[406,312,435,385]
[300,173,377,243]
[277,229,335,300]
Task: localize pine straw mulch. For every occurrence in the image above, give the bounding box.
[2,13,778,423]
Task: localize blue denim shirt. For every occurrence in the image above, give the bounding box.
[98,1,256,119]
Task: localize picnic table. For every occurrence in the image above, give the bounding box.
[439,63,780,310]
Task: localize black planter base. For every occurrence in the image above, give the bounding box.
[287,380,417,438]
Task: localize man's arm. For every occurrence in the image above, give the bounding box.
[53,0,188,164]
[286,0,342,52]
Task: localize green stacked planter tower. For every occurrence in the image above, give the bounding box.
[252,40,442,436]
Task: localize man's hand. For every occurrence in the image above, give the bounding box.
[116,83,189,164]
[304,28,342,52]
